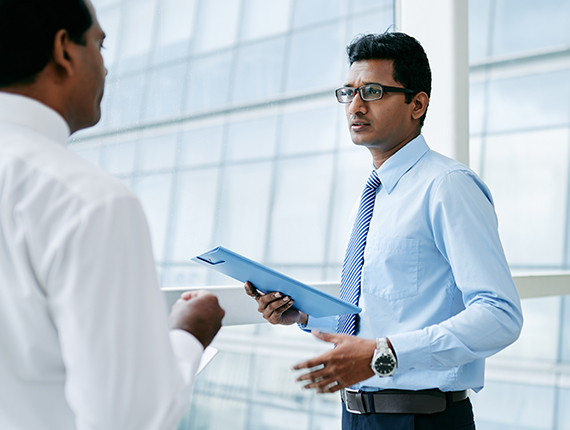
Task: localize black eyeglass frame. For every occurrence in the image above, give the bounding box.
[335,84,418,103]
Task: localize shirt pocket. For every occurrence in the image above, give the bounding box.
[361,236,419,301]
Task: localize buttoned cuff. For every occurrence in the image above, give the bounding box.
[298,315,337,334]
[388,328,431,373]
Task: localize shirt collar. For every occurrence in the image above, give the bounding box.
[0,92,70,145]
[376,134,430,194]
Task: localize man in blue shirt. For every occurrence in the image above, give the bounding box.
[245,32,523,429]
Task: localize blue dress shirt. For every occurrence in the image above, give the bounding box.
[305,135,523,393]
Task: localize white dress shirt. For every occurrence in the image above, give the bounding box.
[0,92,203,430]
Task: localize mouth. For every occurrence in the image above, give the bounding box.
[350,120,370,132]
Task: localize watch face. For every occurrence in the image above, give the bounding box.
[374,354,396,375]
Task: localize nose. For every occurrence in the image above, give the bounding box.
[347,90,367,116]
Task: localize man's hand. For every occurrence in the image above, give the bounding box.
[244,281,308,326]
[169,290,225,348]
[292,330,376,393]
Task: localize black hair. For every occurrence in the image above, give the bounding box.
[0,0,93,87]
[347,32,432,127]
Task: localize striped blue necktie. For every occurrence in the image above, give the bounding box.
[337,169,381,335]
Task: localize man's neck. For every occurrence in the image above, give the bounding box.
[369,132,420,169]
[1,81,71,133]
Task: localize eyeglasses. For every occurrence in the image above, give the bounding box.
[335,84,418,103]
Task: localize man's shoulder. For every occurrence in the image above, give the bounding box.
[415,149,492,203]
[420,149,470,173]
[413,149,479,183]
[0,127,134,210]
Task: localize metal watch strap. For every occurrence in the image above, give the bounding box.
[371,337,397,377]
[377,337,389,351]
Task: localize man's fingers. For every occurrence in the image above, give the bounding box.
[317,380,342,394]
[264,294,292,313]
[169,292,225,348]
[301,375,340,392]
[298,369,343,393]
[292,355,326,371]
[244,282,256,297]
[244,281,271,302]
[244,281,261,299]
[312,329,341,344]
[244,283,300,325]
[293,336,377,394]
[257,291,285,311]
[180,289,210,301]
[295,367,327,383]
[263,297,294,321]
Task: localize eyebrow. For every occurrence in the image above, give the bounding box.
[343,82,383,87]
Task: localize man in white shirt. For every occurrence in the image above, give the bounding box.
[0,1,225,429]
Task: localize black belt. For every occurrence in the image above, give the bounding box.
[341,388,469,415]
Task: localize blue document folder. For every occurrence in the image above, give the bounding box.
[191,246,361,318]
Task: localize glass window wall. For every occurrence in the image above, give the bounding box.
[469,1,570,428]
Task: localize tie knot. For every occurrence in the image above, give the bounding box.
[366,169,381,190]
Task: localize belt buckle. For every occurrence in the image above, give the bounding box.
[343,388,366,415]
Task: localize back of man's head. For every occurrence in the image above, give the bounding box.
[0,0,92,88]
[347,32,431,126]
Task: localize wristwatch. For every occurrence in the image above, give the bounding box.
[370,338,397,377]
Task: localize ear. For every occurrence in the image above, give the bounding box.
[52,29,75,78]
[410,92,429,121]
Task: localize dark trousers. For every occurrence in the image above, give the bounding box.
[341,398,476,430]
